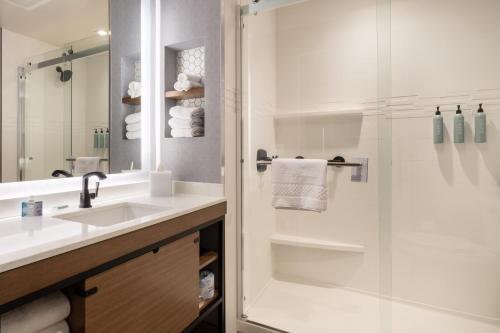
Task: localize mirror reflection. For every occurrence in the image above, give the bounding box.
[0,0,142,182]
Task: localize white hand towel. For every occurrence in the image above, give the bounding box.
[0,292,70,333]
[125,112,141,124]
[171,127,204,138]
[35,321,70,333]
[126,130,141,139]
[168,117,204,129]
[74,157,100,175]
[180,80,202,91]
[126,122,141,132]
[169,106,204,120]
[271,158,328,212]
[177,73,202,83]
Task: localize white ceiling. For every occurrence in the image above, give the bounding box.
[0,0,109,46]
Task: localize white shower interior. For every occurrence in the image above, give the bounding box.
[241,0,500,332]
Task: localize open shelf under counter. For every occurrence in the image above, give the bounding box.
[271,234,365,253]
[199,251,218,270]
[165,87,204,100]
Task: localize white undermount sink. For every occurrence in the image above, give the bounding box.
[55,202,168,227]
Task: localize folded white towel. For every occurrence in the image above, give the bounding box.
[177,73,202,83]
[35,321,70,333]
[171,127,204,137]
[126,122,141,132]
[126,130,141,140]
[271,158,328,212]
[125,112,141,124]
[74,157,100,175]
[0,292,70,333]
[169,106,204,120]
[168,117,204,129]
[179,80,202,91]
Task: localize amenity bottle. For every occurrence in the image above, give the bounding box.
[474,103,486,143]
[433,106,443,144]
[454,105,464,143]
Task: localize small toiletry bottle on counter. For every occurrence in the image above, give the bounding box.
[433,106,443,144]
[149,164,173,197]
[453,105,464,143]
[21,196,43,217]
[475,103,487,143]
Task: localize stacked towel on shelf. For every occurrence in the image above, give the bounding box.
[173,72,203,92]
[168,106,204,137]
[271,158,328,212]
[125,112,141,140]
[128,81,141,98]
[0,291,71,333]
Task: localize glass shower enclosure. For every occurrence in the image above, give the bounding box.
[239,0,500,332]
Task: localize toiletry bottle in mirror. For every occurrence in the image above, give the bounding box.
[433,106,443,144]
[474,103,486,143]
[93,129,99,149]
[454,105,464,143]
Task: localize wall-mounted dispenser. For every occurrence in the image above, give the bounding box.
[433,106,443,144]
[474,103,486,143]
[454,105,464,143]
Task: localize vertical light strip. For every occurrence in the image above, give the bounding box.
[140,0,152,171]
[154,0,162,170]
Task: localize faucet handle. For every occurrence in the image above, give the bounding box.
[94,181,100,198]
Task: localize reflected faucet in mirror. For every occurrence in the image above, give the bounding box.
[51,170,73,178]
[80,172,107,209]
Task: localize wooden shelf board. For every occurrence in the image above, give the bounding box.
[165,87,204,100]
[199,251,218,270]
[199,289,219,312]
[271,234,365,253]
[122,96,141,105]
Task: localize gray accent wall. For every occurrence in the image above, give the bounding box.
[110,0,142,173]
[162,0,222,184]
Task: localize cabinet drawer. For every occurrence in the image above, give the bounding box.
[76,232,199,333]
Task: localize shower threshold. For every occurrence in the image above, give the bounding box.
[244,279,500,333]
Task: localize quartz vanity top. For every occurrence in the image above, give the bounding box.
[0,194,226,274]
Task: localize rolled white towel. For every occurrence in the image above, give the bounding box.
[126,122,141,132]
[128,81,141,90]
[125,112,141,124]
[128,88,141,99]
[180,80,202,91]
[169,106,204,120]
[0,292,70,333]
[35,321,70,333]
[168,117,204,129]
[177,73,202,83]
[173,81,184,92]
[171,127,204,138]
[126,130,141,140]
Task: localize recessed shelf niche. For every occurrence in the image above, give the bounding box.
[164,41,205,139]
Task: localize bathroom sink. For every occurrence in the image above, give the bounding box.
[55,202,168,227]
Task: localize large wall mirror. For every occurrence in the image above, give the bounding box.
[0,0,143,183]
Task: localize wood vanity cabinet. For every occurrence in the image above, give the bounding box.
[70,232,200,333]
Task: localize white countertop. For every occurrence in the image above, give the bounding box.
[0,193,226,274]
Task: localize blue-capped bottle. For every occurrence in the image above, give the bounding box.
[433,106,443,144]
[474,103,486,143]
[453,105,464,143]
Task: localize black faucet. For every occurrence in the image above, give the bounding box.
[80,172,107,208]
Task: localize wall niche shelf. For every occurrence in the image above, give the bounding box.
[271,234,365,253]
[122,96,141,105]
[165,87,204,101]
[273,109,368,119]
